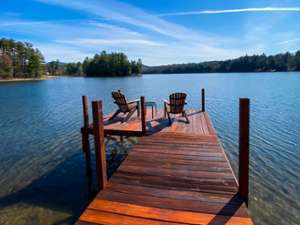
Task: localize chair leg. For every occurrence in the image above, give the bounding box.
[183,111,190,124]
[109,110,120,120]
[167,112,172,126]
[123,108,136,122]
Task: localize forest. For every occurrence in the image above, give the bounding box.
[2,37,300,78]
[0,38,45,79]
[47,51,143,77]
[143,51,300,74]
[0,38,142,79]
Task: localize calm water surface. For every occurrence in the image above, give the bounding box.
[0,73,300,225]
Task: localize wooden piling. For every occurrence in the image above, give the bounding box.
[140,96,146,134]
[81,96,92,190]
[92,100,107,191]
[239,98,250,206]
[202,88,205,112]
[82,96,89,129]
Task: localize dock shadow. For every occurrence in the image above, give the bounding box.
[0,153,91,224]
[206,194,245,225]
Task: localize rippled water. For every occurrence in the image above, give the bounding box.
[0,73,300,225]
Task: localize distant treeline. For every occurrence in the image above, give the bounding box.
[47,60,83,76]
[143,51,300,74]
[47,51,143,77]
[0,38,45,79]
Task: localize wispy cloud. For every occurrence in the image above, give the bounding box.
[278,38,300,45]
[36,43,93,62]
[158,7,300,17]
[35,0,209,41]
[55,38,164,47]
[0,21,48,27]
[32,0,246,65]
[7,0,296,65]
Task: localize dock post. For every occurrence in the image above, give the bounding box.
[239,98,250,206]
[81,96,92,190]
[141,96,146,134]
[201,88,205,112]
[92,100,107,191]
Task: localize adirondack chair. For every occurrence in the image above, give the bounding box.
[164,92,189,125]
[109,90,140,122]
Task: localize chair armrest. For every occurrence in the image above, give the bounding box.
[127,99,140,104]
[163,99,170,105]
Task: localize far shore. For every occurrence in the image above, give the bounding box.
[0,76,60,83]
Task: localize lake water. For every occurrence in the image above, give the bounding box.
[0,73,300,225]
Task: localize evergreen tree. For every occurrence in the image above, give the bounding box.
[0,54,13,78]
[83,52,142,77]
[143,51,300,74]
[0,38,45,78]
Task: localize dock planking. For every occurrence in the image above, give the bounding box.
[77,108,253,225]
[103,109,215,136]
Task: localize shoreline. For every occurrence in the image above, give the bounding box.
[0,76,59,83]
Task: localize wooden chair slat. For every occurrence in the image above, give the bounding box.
[110,91,139,122]
[164,93,189,125]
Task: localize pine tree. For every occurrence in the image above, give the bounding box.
[0,54,13,78]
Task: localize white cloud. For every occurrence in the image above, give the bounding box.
[0,21,48,27]
[8,1,298,65]
[35,0,211,41]
[35,43,93,62]
[278,38,300,45]
[32,0,247,65]
[55,38,165,47]
[158,7,300,17]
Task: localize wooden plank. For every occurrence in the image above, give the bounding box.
[88,199,253,225]
[125,159,231,172]
[102,110,215,136]
[97,190,248,217]
[106,182,239,203]
[203,112,216,135]
[110,173,238,195]
[80,209,185,225]
[76,108,252,225]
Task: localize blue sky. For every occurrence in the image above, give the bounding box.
[1,0,300,65]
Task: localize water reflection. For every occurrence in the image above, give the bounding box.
[0,73,300,224]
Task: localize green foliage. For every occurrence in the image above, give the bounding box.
[83,51,142,77]
[0,54,13,78]
[131,58,143,74]
[0,38,45,78]
[48,60,60,75]
[65,62,83,75]
[47,52,141,77]
[144,51,300,74]
[47,60,83,76]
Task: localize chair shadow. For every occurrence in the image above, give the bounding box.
[206,194,245,225]
[186,110,202,117]
[146,117,170,134]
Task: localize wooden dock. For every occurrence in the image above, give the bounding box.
[78,95,253,225]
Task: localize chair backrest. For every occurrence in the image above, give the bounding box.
[112,90,129,112]
[169,92,187,113]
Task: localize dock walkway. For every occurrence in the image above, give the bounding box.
[77,107,253,225]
